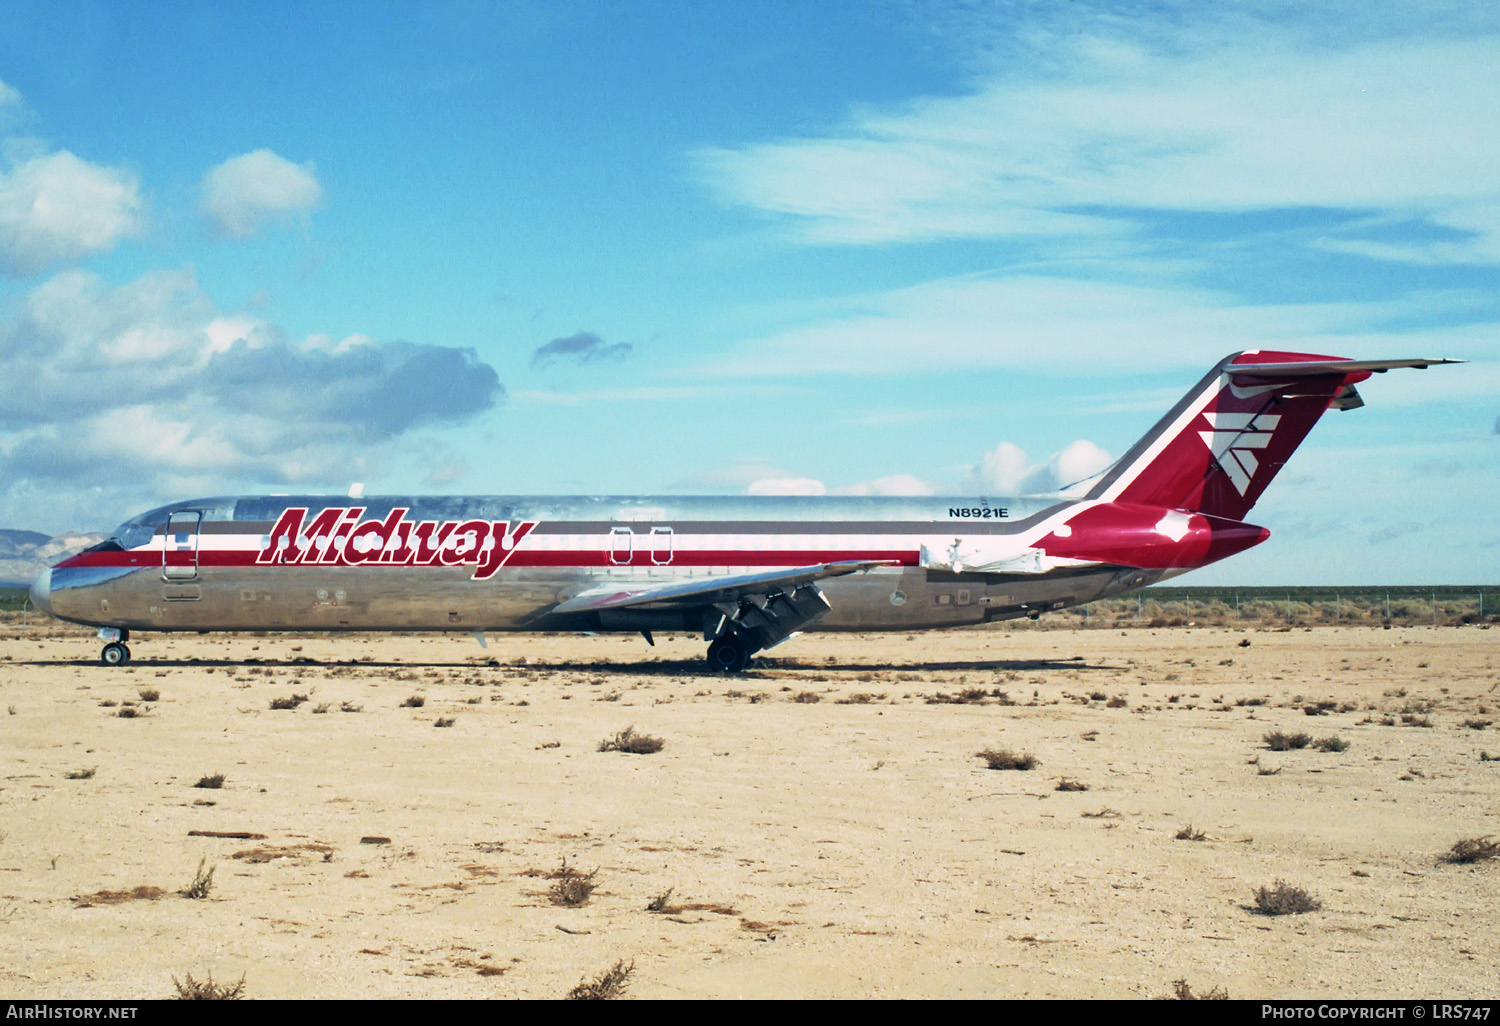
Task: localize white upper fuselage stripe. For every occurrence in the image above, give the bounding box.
[1097,375,1223,503]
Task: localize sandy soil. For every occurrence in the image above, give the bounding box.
[1,616,1496,1000]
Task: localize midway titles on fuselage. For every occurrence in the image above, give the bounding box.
[255,506,537,580]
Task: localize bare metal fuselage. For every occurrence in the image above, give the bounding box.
[35,493,1152,637]
[35,351,1451,668]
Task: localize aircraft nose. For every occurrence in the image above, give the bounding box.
[29,567,52,615]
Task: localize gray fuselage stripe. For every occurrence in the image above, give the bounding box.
[167,507,1069,539]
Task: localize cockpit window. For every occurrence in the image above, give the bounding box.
[113,523,158,550]
[80,539,125,554]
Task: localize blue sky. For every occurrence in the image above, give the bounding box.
[0,0,1494,584]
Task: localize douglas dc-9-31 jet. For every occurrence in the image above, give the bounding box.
[31,351,1457,671]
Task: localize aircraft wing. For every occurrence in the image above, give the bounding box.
[550,559,897,615]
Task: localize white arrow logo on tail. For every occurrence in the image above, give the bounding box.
[1198,412,1281,495]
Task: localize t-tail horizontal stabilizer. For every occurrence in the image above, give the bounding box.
[1086,352,1463,522]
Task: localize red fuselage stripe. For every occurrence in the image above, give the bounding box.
[59,549,920,570]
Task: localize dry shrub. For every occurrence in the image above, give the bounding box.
[1263,730,1312,751]
[1055,778,1089,792]
[1251,881,1322,915]
[792,691,822,703]
[137,688,160,702]
[64,767,96,780]
[1106,695,1128,708]
[172,972,245,1000]
[646,888,674,912]
[434,716,456,728]
[549,865,599,907]
[598,726,664,754]
[977,749,1037,771]
[1171,978,1228,1000]
[1440,837,1499,865]
[1175,824,1207,841]
[181,858,215,900]
[401,695,426,708]
[1314,736,1349,752]
[567,959,634,1000]
[268,694,307,711]
[928,688,992,705]
[194,774,225,789]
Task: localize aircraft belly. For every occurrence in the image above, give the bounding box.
[816,566,1122,630]
[207,566,582,630]
[817,570,986,629]
[55,565,585,632]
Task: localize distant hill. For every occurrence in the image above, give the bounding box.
[0,529,52,550]
[0,529,107,588]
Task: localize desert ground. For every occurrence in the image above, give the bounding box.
[1,614,1496,1000]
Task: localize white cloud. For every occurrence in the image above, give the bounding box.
[514,383,793,406]
[200,149,323,238]
[696,22,1500,261]
[1047,439,1115,492]
[968,438,1113,496]
[835,473,936,497]
[0,79,21,118]
[705,273,1405,379]
[0,267,503,528]
[747,476,827,496]
[0,150,144,274]
[205,314,262,355]
[968,441,1029,493]
[741,471,937,497]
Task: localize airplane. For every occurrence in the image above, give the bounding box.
[29,350,1457,671]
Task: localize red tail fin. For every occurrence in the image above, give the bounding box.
[1085,351,1435,521]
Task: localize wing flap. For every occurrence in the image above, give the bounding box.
[551,559,896,615]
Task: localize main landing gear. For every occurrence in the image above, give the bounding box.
[98,628,131,666]
[705,634,754,674]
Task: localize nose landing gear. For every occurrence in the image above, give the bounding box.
[98,628,131,666]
